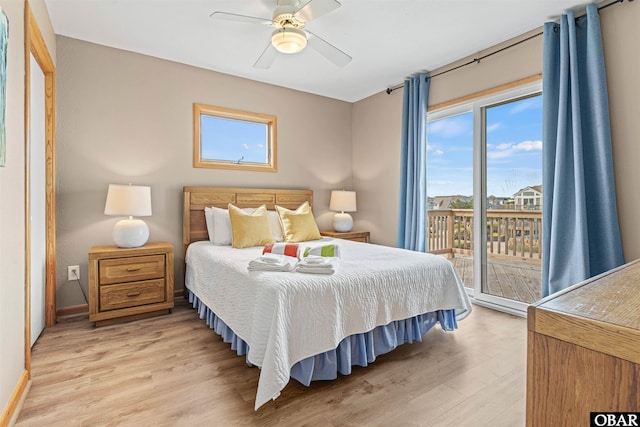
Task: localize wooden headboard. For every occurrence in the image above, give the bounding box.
[182,186,314,256]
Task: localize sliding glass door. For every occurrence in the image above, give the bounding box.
[427,81,542,314]
[482,93,543,309]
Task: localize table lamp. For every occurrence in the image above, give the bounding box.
[330,190,356,232]
[104,184,152,248]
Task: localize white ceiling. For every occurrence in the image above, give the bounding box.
[44,0,589,102]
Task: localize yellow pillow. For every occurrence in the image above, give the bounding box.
[228,204,274,249]
[275,201,322,243]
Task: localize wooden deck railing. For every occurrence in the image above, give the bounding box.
[428,209,542,264]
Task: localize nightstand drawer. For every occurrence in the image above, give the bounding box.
[99,255,165,285]
[99,279,166,311]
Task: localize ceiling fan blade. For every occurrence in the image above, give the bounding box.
[306,31,351,67]
[254,42,279,69]
[209,11,273,26]
[294,0,341,22]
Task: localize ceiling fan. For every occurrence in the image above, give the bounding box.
[210,0,352,69]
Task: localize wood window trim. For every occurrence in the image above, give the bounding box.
[193,103,277,172]
[428,74,542,113]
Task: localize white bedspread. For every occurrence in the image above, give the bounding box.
[185,238,471,410]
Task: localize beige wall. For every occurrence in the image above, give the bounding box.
[426,28,543,107]
[55,36,353,308]
[353,1,640,262]
[600,1,640,262]
[351,90,403,246]
[0,0,55,418]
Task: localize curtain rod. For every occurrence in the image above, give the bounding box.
[385,0,633,95]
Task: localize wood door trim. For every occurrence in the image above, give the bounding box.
[24,0,56,371]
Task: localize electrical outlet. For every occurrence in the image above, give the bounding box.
[68,265,80,281]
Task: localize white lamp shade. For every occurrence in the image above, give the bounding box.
[330,190,357,213]
[104,184,152,217]
[104,184,152,248]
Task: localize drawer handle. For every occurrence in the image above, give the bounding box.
[126,291,141,297]
[125,267,142,272]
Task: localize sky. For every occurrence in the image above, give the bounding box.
[201,115,268,163]
[426,94,542,198]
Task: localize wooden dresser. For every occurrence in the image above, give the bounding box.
[526,260,640,426]
[89,242,174,326]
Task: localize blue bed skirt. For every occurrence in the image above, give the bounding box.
[188,290,457,386]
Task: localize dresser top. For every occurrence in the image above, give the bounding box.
[534,259,640,332]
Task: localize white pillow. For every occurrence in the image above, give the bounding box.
[268,210,284,242]
[204,206,253,245]
[204,207,216,242]
[212,206,233,245]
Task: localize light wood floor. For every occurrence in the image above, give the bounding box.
[16,302,527,427]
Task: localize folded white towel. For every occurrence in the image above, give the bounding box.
[297,255,339,274]
[297,263,333,270]
[301,256,327,265]
[260,253,284,264]
[297,256,337,268]
[247,255,298,272]
[295,256,337,275]
[296,265,336,275]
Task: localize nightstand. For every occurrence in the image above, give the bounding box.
[89,241,174,327]
[320,230,370,243]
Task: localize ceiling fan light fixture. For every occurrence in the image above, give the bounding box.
[271,27,307,54]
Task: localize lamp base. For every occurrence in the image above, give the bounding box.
[113,218,149,248]
[332,212,353,232]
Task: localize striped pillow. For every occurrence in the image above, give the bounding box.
[302,244,340,258]
[263,242,300,258]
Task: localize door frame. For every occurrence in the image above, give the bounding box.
[24,1,56,373]
[472,81,542,315]
[426,77,541,317]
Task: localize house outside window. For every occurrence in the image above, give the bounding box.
[513,185,542,209]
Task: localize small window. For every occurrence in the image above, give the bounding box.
[193,103,277,172]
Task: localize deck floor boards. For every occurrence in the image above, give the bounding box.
[450,255,542,304]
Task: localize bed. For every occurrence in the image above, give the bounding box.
[183,186,472,410]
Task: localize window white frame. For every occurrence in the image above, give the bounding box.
[428,80,542,316]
